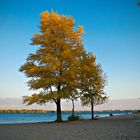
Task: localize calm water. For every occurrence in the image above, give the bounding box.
[0,111,132,124]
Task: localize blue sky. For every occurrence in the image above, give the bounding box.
[0,0,140,100]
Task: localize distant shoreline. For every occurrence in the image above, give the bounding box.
[0,109,136,113]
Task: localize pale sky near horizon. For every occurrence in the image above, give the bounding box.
[0,0,140,100]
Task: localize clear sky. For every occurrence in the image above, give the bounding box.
[0,0,140,100]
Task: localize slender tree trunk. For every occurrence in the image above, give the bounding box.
[56,99,62,122]
[91,100,94,119]
[72,99,75,116]
[55,83,62,122]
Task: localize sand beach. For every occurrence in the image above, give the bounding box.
[0,113,140,140]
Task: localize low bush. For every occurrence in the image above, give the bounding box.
[67,115,80,121]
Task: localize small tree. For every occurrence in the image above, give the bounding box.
[20,11,84,122]
[67,88,80,117]
[80,53,108,119]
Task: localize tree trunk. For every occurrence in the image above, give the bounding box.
[91,100,94,119]
[56,99,62,122]
[55,83,62,122]
[72,99,75,116]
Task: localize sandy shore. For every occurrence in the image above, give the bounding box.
[0,114,140,140]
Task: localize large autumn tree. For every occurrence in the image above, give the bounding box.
[80,53,108,119]
[20,11,84,122]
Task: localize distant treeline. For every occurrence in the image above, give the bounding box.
[0,109,48,113]
[0,109,136,114]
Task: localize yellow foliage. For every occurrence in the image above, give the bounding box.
[77,26,84,34]
[20,10,85,103]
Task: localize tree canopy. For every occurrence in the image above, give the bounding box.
[20,11,108,121]
[20,11,84,121]
[80,53,108,119]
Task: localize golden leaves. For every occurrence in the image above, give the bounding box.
[40,11,49,21]
[43,54,54,62]
[77,26,84,35]
[30,66,38,73]
[32,33,43,45]
[67,17,75,26]
[20,11,108,108]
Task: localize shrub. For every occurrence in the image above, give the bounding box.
[67,115,80,121]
